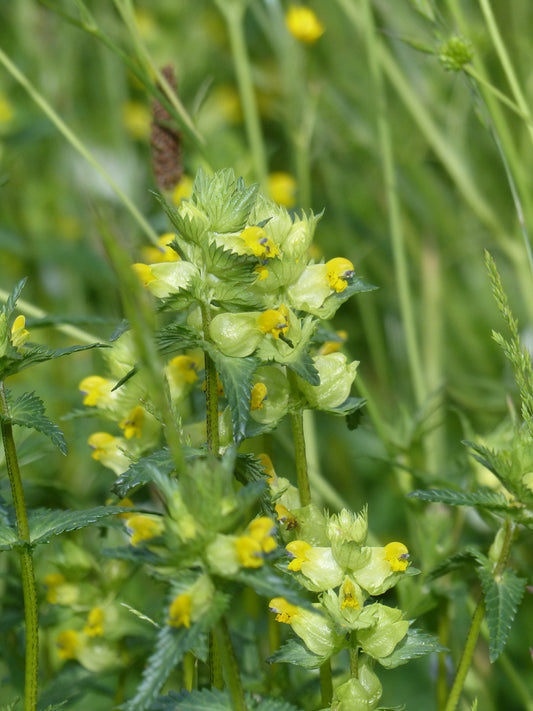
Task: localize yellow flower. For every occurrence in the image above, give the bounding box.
[340,579,361,611]
[286,5,325,44]
[56,630,80,660]
[172,175,194,205]
[141,233,180,264]
[383,542,409,572]
[43,573,66,604]
[326,258,355,293]
[248,516,277,553]
[167,593,192,628]
[88,432,130,475]
[126,514,164,546]
[235,536,263,568]
[257,305,289,339]
[239,226,279,260]
[236,516,277,567]
[122,100,151,140]
[258,453,276,483]
[211,84,242,124]
[84,607,104,637]
[78,376,113,407]
[254,264,269,281]
[0,94,14,124]
[318,330,347,356]
[268,172,297,208]
[132,263,157,287]
[11,315,30,348]
[251,382,268,410]
[115,497,136,519]
[269,597,300,624]
[119,406,145,439]
[286,540,312,571]
[167,355,199,385]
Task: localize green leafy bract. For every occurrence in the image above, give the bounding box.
[191,168,258,233]
[233,567,312,608]
[0,342,105,380]
[267,638,327,669]
[477,566,525,662]
[1,391,67,454]
[408,487,511,511]
[122,592,229,711]
[377,628,447,668]
[427,547,489,581]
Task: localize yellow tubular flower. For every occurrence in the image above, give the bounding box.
[167,593,192,628]
[254,264,269,281]
[326,258,355,293]
[268,172,297,208]
[251,382,268,410]
[84,607,104,637]
[269,597,300,624]
[286,540,312,571]
[248,516,277,553]
[132,263,156,287]
[257,305,289,339]
[340,579,361,611]
[141,233,180,264]
[56,630,80,660]
[88,432,118,461]
[259,453,277,483]
[119,406,145,439]
[235,535,264,568]
[286,5,325,44]
[78,376,113,407]
[172,175,194,205]
[126,514,164,546]
[239,226,279,260]
[384,542,410,572]
[11,315,30,348]
[318,330,348,356]
[168,355,199,384]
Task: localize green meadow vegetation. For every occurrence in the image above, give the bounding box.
[1,1,533,709]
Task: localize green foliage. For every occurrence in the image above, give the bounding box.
[477,566,526,662]
[0,342,105,380]
[152,689,302,711]
[408,487,512,512]
[377,628,447,669]
[1,391,67,454]
[267,639,326,669]
[191,168,259,233]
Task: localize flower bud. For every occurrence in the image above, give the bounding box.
[321,576,366,629]
[328,508,369,569]
[330,659,382,711]
[209,312,263,357]
[298,353,358,410]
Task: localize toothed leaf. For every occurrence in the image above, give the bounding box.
[0,391,67,454]
[378,628,447,668]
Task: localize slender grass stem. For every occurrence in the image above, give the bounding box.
[200,303,220,455]
[319,660,333,707]
[0,382,39,711]
[213,619,248,711]
[113,0,205,149]
[358,0,425,407]
[0,291,101,344]
[216,1,268,185]
[465,66,532,124]
[0,46,158,246]
[444,520,516,711]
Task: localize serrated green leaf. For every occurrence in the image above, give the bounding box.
[2,278,27,317]
[407,487,511,511]
[205,346,260,442]
[152,688,232,711]
[232,567,312,608]
[268,638,326,669]
[378,628,447,668]
[0,342,105,380]
[477,566,525,662]
[1,391,67,454]
[123,593,229,711]
[427,547,489,581]
[324,396,366,418]
[0,701,20,711]
[204,241,258,283]
[0,519,18,550]
[192,168,258,233]
[28,506,128,545]
[253,699,302,711]
[234,452,268,484]
[155,323,203,357]
[113,448,203,498]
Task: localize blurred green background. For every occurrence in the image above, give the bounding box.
[1,0,533,708]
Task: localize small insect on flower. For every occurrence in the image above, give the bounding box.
[383,542,410,572]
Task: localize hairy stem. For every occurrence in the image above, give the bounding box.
[288,372,311,506]
[200,303,220,455]
[320,660,333,707]
[0,382,39,711]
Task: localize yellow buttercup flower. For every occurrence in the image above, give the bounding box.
[286,5,324,44]
[269,597,300,624]
[126,514,164,546]
[268,172,297,208]
[257,305,289,339]
[167,593,192,628]
[141,233,180,264]
[239,226,279,260]
[251,382,268,410]
[119,406,145,439]
[56,630,80,660]
[326,258,355,293]
[79,376,113,407]
[84,607,104,637]
[11,315,30,348]
[286,540,312,571]
[384,542,409,572]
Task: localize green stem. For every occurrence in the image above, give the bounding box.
[349,643,359,678]
[358,0,426,407]
[209,631,224,691]
[0,45,158,246]
[217,1,268,185]
[288,372,311,506]
[0,382,39,711]
[319,660,333,707]
[0,290,101,345]
[200,303,220,455]
[213,619,248,711]
[436,600,451,710]
[444,520,515,711]
[183,651,196,692]
[465,65,532,124]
